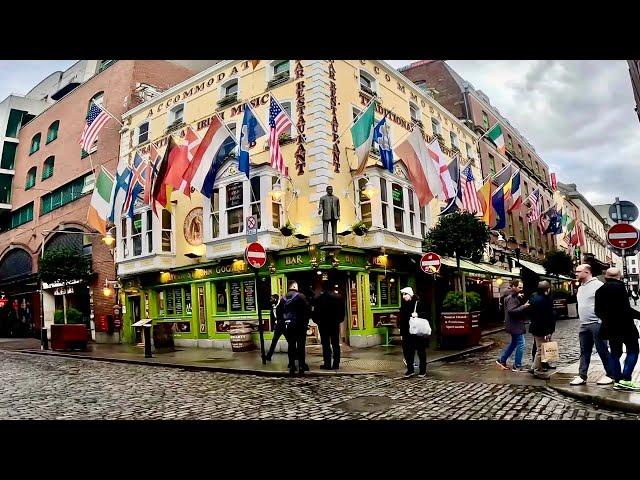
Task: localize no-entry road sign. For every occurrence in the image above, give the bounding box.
[420,252,442,274]
[607,223,640,250]
[245,242,267,269]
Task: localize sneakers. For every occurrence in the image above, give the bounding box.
[596,376,614,385]
[418,372,427,378]
[614,380,640,391]
[404,371,415,378]
[496,360,509,370]
[512,366,527,373]
[570,376,586,386]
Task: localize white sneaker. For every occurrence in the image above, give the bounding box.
[597,376,614,385]
[570,376,586,386]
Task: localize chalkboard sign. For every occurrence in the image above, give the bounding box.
[166,290,174,315]
[380,278,389,305]
[392,184,403,207]
[227,182,243,208]
[174,288,183,315]
[243,280,256,311]
[389,280,398,305]
[230,280,242,312]
[185,289,192,315]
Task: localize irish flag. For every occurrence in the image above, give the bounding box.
[87,167,114,235]
[352,101,376,175]
[486,123,506,155]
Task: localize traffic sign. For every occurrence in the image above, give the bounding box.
[607,223,640,250]
[245,242,267,269]
[246,215,257,242]
[609,200,638,223]
[420,252,441,274]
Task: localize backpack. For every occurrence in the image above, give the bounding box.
[282,292,299,325]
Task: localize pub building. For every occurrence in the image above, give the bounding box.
[114,60,509,349]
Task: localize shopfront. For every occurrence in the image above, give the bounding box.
[0,247,40,338]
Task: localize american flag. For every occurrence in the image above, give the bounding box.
[526,189,541,223]
[268,96,292,175]
[79,103,110,151]
[460,165,482,214]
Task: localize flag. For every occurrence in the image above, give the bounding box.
[251,60,260,70]
[79,103,110,151]
[87,168,114,235]
[550,172,557,190]
[123,153,147,218]
[526,189,541,223]
[486,123,506,155]
[440,157,462,215]
[556,209,564,234]
[238,104,266,178]
[180,127,202,197]
[478,181,494,227]
[492,183,506,230]
[352,101,376,175]
[507,169,522,212]
[153,135,184,213]
[268,96,293,175]
[494,164,512,191]
[461,165,483,215]
[183,115,237,198]
[108,157,131,222]
[373,115,394,173]
[428,139,456,201]
[542,207,562,235]
[143,144,162,207]
[396,126,441,206]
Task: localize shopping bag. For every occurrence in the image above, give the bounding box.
[541,341,559,363]
[409,301,432,336]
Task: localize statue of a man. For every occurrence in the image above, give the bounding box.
[318,185,340,245]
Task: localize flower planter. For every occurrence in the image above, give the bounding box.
[352,227,368,236]
[280,227,294,237]
[440,311,481,348]
[50,324,89,351]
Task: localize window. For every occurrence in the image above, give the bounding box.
[46,121,59,144]
[380,178,388,229]
[137,122,149,145]
[271,177,282,229]
[169,104,184,126]
[158,287,192,317]
[25,167,36,190]
[523,181,529,198]
[506,134,513,151]
[482,111,489,130]
[392,183,404,233]
[358,178,372,227]
[352,106,362,121]
[369,273,400,307]
[225,80,238,97]
[420,206,428,238]
[40,173,94,215]
[409,102,420,123]
[250,176,261,229]
[519,216,525,241]
[431,118,441,136]
[279,101,292,137]
[214,278,265,315]
[450,131,459,150]
[10,203,33,229]
[270,60,290,79]
[121,216,128,258]
[161,209,173,252]
[226,182,244,234]
[42,156,54,180]
[89,91,104,109]
[98,60,116,73]
[517,144,523,158]
[1,142,17,169]
[82,234,93,257]
[632,259,636,265]
[408,189,416,235]
[211,188,220,238]
[226,122,239,154]
[5,109,27,138]
[527,153,532,168]
[29,133,41,155]
[359,70,376,95]
[414,80,427,90]
[131,212,143,256]
[488,154,496,175]
[145,210,153,253]
[465,143,474,160]
[507,212,514,236]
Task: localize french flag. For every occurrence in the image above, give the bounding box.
[182,116,236,198]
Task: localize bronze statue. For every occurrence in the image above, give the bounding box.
[318,185,340,245]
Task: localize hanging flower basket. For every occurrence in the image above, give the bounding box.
[280,221,295,237]
[352,221,369,236]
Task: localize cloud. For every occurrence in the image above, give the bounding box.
[0,60,76,99]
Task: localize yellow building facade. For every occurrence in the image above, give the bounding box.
[115,60,480,348]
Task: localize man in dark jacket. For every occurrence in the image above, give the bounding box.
[595,268,640,391]
[399,287,429,378]
[496,280,530,372]
[265,294,285,363]
[313,285,345,370]
[282,281,311,376]
[527,281,556,375]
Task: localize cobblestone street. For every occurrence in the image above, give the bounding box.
[0,342,636,420]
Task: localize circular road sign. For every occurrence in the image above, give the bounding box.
[607,223,640,250]
[420,252,442,274]
[609,201,639,223]
[245,242,267,269]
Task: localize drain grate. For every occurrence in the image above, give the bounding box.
[334,395,394,413]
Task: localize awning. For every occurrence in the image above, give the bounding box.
[517,258,547,276]
[475,263,519,278]
[441,257,518,278]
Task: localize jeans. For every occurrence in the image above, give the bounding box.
[402,334,428,374]
[319,324,340,368]
[578,322,613,380]
[608,337,640,382]
[266,321,285,359]
[499,334,525,368]
[532,335,549,371]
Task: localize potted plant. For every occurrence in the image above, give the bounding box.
[51,307,89,351]
[279,220,295,237]
[440,291,483,348]
[351,220,369,236]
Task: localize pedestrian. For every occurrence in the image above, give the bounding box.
[281,281,311,376]
[496,279,530,372]
[595,268,640,391]
[265,294,286,363]
[629,288,639,307]
[569,263,615,386]
[527,281,556,376]
[313,284,344,370]
[399,287,429,378]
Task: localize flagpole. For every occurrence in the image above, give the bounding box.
[474,121,499,146]
[331,96,377,147]
[91,100,123,126]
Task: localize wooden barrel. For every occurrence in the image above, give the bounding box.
[229,322,256,352]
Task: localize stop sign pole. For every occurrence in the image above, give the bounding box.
[245,242,267,364]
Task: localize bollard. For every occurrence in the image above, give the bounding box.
[143,324,152,358]
[41,327,48,350]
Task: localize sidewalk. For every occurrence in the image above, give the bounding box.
[3,337,493,377]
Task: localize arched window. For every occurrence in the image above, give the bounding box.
[431,118,441,137]
[29,133,41,155]
[409,101,421,124]
[42,156,55,180]
[359,70,377,96]
[88,91,104,112]
[46,120,59,144]
[25,167,37,190]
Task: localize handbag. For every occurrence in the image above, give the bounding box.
[541,341,559,363]
[409,301,432,336]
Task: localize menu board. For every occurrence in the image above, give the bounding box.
[166,290,174,315]
[226,182,243,208]
[389,280,398,305]
[230,280,242,312]
[243,280,256,311]
[380,277,389,305]
[174,288,183,316]
[185,289,192,315]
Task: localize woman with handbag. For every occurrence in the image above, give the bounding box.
[399,287,430,378]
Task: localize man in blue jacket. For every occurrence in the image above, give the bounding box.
[527,281,556,375]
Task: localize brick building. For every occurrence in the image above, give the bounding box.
[628,60,640,123]
[0,60,209,339]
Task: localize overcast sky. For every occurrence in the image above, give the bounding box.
[1,59,637,212]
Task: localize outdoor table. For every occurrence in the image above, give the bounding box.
[379,323,395,347]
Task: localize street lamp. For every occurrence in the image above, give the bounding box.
[102,226,116,247]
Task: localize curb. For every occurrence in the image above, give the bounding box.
[547,382,640,414]
[481,327,504,337]
[429,341,494,363]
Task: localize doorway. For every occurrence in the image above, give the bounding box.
[129,296,142,343]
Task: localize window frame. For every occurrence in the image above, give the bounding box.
[431,117,441,136]
[46,120,59,144]
[42,156,55,180]
[119,205,176,261]
[168,103,185,127]
[359,69,377,96]
[136,121,149,145]
[25,167,37,190]
[29,133,41,155]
